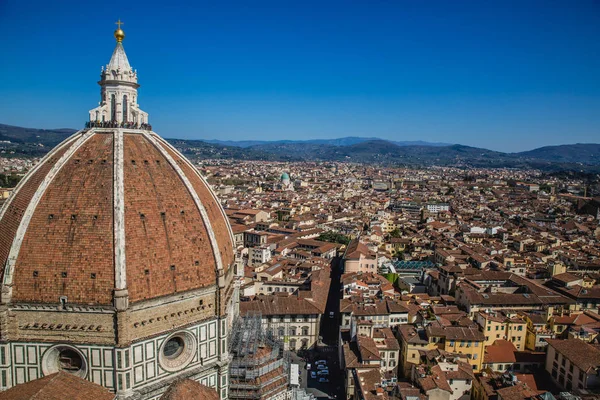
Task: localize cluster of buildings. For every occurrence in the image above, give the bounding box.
[196,160,600,399]
[0,156,35,173]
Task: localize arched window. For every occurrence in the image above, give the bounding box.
[122,95,128,122]
[110,94,116,121]
[289,327,296,336]
[95,111,99,121]
[278,328,285,337]
[289,339,296,350]
[301,326,309,336]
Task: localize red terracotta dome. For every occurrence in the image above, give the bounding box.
[0,130,234,306]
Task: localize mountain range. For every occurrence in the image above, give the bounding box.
[204,137,452,148]
[1,123,599,172]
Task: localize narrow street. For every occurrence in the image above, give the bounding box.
[302,256,344,399]
[320,257,343,346]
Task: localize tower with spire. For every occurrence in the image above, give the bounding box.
[88,20,148,125]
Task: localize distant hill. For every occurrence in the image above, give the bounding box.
[516,143,600,165]
[165,138,303,162]
[0,124,75,146]
[205,136,451,148]
[246,140,513,166]
[1,123,599,172]
[0,124,77,157]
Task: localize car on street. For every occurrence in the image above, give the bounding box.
[329,311,334,318]
[310,371,317,379]
[317,364,328,370]
[306,363,311,370]
[318,377,329,383]
[315,360,327,365]
[318,370,329,376]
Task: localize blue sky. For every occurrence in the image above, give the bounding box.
[0,0,598,152]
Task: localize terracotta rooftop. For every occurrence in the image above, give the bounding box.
[345,238,375,259]
[0,372,115,400]
[546,338,600,373]
[160,379,220,400]
[484,340,517,364]
[240,267,330,316]
[497,383,539,400]
[426,323,485,341]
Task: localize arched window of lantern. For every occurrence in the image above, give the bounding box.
[111,94,116,121]
[123,95,128,122]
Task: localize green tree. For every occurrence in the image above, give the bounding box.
[0,173,22,188]
[389,228,401,238]
[317,232,351,245]
[276,210,287,221]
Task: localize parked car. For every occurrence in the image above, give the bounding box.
[310,371,317,379]
[329,311,335,318]
[315,360,327,365]
[318,370,329,376]
[318,377,329,383]
[317,364,328,370]
[306,363,311,370]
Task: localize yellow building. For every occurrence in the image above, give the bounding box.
[520,311,554,352]
[475,311,527,350]
[0,188,13,199]
[396,325,436,377]
[382,218,398,233]
[426,324,485,372]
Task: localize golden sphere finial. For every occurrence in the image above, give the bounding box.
[114,19,125,43]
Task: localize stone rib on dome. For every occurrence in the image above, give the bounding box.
[0,129,234,306]
[0,133,81,281]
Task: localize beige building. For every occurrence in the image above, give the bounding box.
[239,268,330,351]
[545,338,600,393]
[343,239,378,273]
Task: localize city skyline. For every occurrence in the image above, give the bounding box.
[0,0,599,152]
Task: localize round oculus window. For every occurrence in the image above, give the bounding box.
[41,345,88,378]
[163,336,185,359]
[158,331,197,372]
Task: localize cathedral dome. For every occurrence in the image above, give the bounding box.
[0,25,237,399]
[0,29,234,308]
[0,130,234,306]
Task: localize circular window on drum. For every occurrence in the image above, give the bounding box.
[159,331,197,372]
[41,345,88,379]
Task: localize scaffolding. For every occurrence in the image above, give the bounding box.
[290,387,316,400]
[229,312,290,400]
